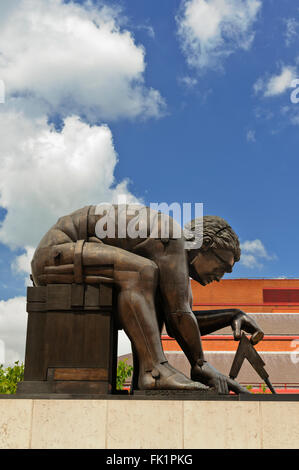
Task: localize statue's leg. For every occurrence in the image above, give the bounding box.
[130,345,139,392]
[83,243,207,391]
[131,289,164,392]
[32,240,207,390]
[31,240,77,286]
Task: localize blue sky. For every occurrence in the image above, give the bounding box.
[0,0,299,362]
[111,0,299,280]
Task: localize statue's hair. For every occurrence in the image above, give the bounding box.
[184,215,241,262]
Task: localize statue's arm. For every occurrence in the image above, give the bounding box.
[194,308,264,344]
[189,274,264,341]
[193,309,243,335]
[150,241,206,366]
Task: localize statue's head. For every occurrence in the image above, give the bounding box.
[184,216,241,286]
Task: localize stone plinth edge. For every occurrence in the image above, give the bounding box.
[1,397,299,449]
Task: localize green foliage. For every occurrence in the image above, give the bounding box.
[0,359,133,393]
[116,359,133,390]
[0,361,24,394]
[246,383,269,394]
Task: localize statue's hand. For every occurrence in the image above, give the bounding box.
[231,310,264,345]
[191,361,250,395]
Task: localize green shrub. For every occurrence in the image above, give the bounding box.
[0,359,133,393]
[246,383,269,394]
[116,359,133,390]
[0,361,24,394]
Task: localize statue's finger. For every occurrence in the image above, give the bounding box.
[217,377,227,395]
[251,330,264,345]
[232,318,242,340]
[227,377,251,395]
[222,378,229,395]
[244,317,261,334]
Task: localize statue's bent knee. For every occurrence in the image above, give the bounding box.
[139,261,158,284]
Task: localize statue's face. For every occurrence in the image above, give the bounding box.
[191,248,235,286]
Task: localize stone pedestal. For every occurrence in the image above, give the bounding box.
[1,397,299,449]
[17,283,118,395]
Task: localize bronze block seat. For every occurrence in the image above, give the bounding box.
[17,283,118,395]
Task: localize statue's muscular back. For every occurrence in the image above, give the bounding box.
[34,204,182,249]
[31,204,190,313]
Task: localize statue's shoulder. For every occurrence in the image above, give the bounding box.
[53,205,94,240]
[67,205,94,219]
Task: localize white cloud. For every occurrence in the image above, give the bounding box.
[179,76,198,88]
[176,0,261,71]
[241,239,268,258]
[11,246,35,287]
[253,77,265,95]
[254,65,297,97]
[118,331,132,357]
[136,24,156,39]
[0,80,4,104]
[290,113,299,126]
[284,17,299,46]
[240,253,262,269]
[0,0,164,121]
[246,129,256,142]
[240,239,276,269]
[264,67,297,97]
[0,113,139,249]
[0,297,27,366]
[12,247,35,275]
[0,1,156,365]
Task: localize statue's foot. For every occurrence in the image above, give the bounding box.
[138,362,209,391]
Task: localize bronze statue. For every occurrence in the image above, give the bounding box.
[31,204,264,394]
